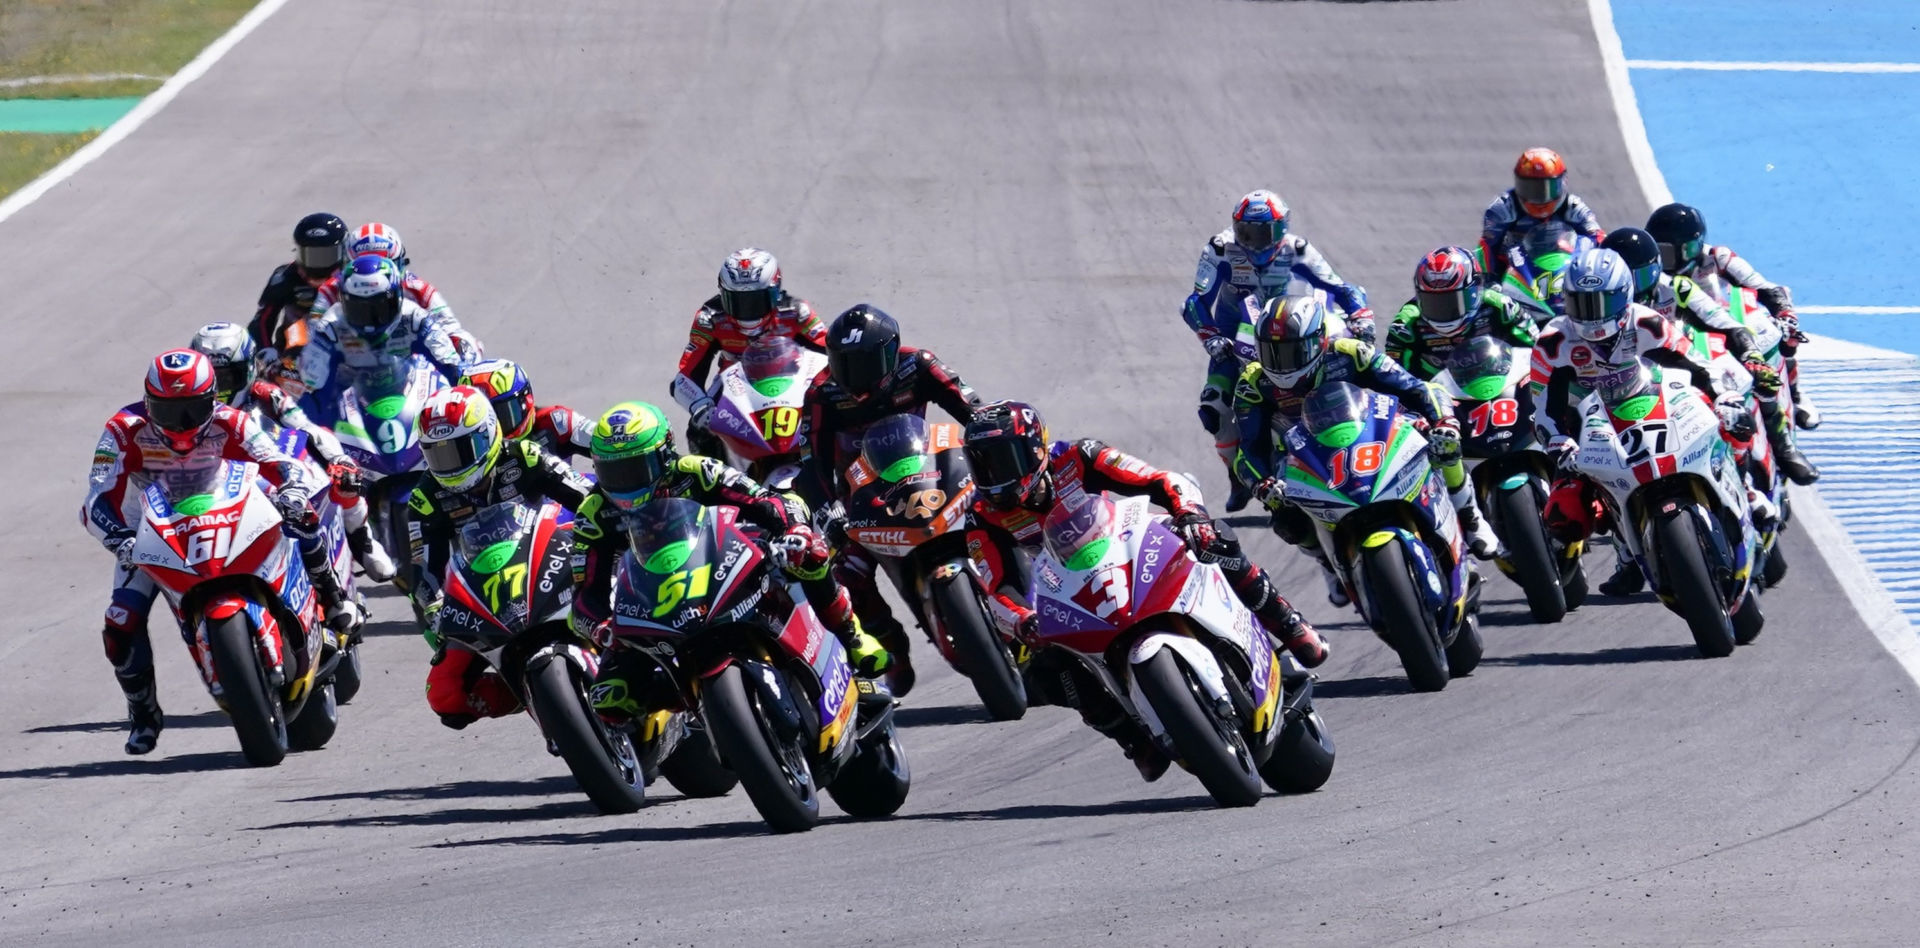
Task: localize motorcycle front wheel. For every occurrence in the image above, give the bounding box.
[931,572,1027,721]
[526,656,646,814]
[1495,483,1566,623]
[206,611,288,766]
[704,664,820,833]
[1134,650,1261,808]
[1357,539,1451,692]
[1654,512,1736,658]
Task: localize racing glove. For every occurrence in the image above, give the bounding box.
[109,531,139,569]
[1171,512,1221,555]
[1547,435,1580,475]
[1427,417,1463,466]
[328,458,365,500]
[1202,335,1236,361]
[273,488,320,536]
[1347,307,1378,341]
[1714,392,1757,440]
[1252,476,1284,510]
[770,525,831,580]
[688,397,716,433]
[1740,355,1782,395]
[811,500,849,548]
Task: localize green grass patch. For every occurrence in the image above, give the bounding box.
[0,130,96,195]
[0,0,258,100]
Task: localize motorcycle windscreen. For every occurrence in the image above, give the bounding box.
[741,335,802,386]
[1446,337,1515,402]
[1042,493,1117,569]
[859,414,934,483]
[456,501,533,572]
[622,498,725,626]
[1518,220,1578,276]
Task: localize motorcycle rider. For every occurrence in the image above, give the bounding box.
[83,349,351,754]
[1646,202,1818,431]
[310,222,483,360]
[1385,246,1538,380]
[299,254,468,399]
[962,397,1327,679]
[1531,248,1773,595]
[1480,148,1605,279]
[405,386,594,728]
[801,304,980,691]
[1183,190,1376,511]
[1602,227,1817,485]
[457,358,593,460]
[671,249,829,458]
[567,401,890,726]
[249,212,346,382]
[188,322,399,582]
[1235,297,1502,606]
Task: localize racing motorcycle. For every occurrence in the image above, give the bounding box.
[607,498,911,833]
[840,414,1028,720]
[1501,220,1596,325]
[1569,362,1764,656]
[1027,493,1334,806]
[1431,338,1588,622]
[1275,382,1483,692]
[434,499,733,813]
[302,352,445,609]
[125,454,357,766]
[705,335,824,489]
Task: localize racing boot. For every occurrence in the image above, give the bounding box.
[299,543,358,634]
[1224,479,1254,514]
[347,524,397,583]
[1770,432,1819,485]
[1451,485,1503,560]
[123,678,164,756]
[869,616,915,697]
[1790,371,1821,429]
[1084,705,1169,782]
[1598,544,1644,597]
[1254,599,1328,669]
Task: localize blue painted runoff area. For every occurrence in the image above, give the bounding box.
[1615,0,1920,355]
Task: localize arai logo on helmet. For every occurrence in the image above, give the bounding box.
[426,423,456,439]
[1571,271,1606,291]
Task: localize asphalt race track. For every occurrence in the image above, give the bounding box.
[3,1,1918,944]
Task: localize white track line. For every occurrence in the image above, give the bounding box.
[0,0,293,227]
[1629,59,1920,74]
[1585,0,1920,682]
[1796,305,1920,315]
[0,73,165,89]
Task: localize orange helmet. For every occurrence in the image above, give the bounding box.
[1513,147,1568,218]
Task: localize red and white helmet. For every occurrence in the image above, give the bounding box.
[144,348,219,453]
[419,386,502,492]
[718,248,782,332]
[1412,246,1482,337]
[347,222,407,267]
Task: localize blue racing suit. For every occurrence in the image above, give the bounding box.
[297,298,466,404]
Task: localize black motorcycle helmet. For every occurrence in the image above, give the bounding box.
[826,303,901,398]
[1601,227,1662,296]
[1645,203,1707,276]
[292,212,347,277]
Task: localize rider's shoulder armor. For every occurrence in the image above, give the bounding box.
[574,490,612,542]
[1331,337,1374,366]
[1232,361,1268,405]
[407,485,436,517]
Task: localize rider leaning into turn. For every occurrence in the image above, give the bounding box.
[83,350,350,755]
[1602,227,1817,486]
[189,322,399,582]
[567,401,889,727]
[1646,202,1820,433]
[458,358,594,461]
[1385,245,1538,380]
[1479,148,1606,279]
[1182,189,1376,512]
[1234,296,1502,607]
[1531,248,1773,595]
[406,386,595,729]
[670,249,829,458]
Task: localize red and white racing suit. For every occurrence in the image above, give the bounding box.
[81,404,320,701]
[669,295,829,418]
[525,404,593,461]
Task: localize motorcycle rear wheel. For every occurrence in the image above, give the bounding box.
[332,643,363,705]
[658,715,739,798]
[287,681,338,751]
[826,724,912,818]
[207,612,288,767]
[1655,513,1736,658]
[1358,540,1451,692]
[1260,706,1335,794]
[931,573,1027,721]
[1763,539,1788,588]
[1134,650,1261,808]
[705,664,820,832]
[527,657,646,814]
[1495,484,1566,623]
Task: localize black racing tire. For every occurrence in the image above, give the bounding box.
[331,644,363,705]
[931,573,1027,721]
[1358,540,1450,692]
[1655,513,1736,658]
[657,715,739,798]
[207,612,288,767]
[1496,484,1566,624]
[1763,539,1788,588]
[526,657,646,814]
[1260,708,1336,794]
[1446,615,1484,679]
[704,664,820,832]
[287,681,338,751]
[826,725,913,818]
[1733,589,1766,645]
[1133,649,1261,808]
[1563,556,1590,611]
